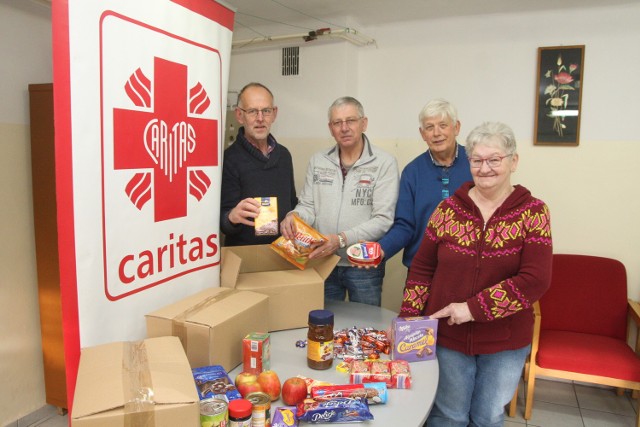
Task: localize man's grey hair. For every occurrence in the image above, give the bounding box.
[419,98,458,127]
[328,96,365,120]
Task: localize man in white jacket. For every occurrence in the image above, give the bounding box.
[281,96,399,306]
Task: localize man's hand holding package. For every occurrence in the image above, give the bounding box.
[229,198,261,226]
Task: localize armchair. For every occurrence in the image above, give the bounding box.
[518,254,640,425]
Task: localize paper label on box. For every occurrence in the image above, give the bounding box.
[255,197,278,236]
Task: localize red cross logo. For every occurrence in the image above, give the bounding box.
[113,57,218,222]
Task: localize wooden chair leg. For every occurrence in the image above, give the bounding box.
[524,373,536,420]
[508,386,518,417]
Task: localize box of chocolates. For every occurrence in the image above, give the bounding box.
[391,316,438,362]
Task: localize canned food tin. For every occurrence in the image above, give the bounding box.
[200,398,228,427]
[246,391,271,427]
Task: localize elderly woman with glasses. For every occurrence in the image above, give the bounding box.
[400,122,553,427]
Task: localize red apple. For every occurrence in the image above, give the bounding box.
[235,371,258,388]
[282,377,308,406]
[237,380,263,398]
[257,370,281,401]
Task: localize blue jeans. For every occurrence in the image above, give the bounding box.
[324,263,385,307]
[426,344,530,427]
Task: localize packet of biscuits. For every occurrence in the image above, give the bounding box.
[254,196,278,236]
[271,214,326,270]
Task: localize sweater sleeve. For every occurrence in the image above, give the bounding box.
[467,201,553,322]
[379,164,417,260]
[399,219,438,317]
[220,153,243,236]
[291,154,317,225]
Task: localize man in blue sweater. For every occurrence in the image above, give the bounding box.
[378,99,472,269]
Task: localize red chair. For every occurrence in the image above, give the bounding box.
[520,254,640,425]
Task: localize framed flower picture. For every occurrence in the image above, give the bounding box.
[534,45,585,146]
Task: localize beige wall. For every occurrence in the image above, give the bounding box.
[1,2,52,424]
[0,123,46,423]
[3,1,640,424]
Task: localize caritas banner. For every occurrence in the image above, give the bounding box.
[52,0,233,406]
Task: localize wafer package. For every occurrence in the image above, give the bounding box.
[271,214,326,269]
[296,397,373,423]
[311,382,388,405]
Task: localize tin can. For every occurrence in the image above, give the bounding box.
[246,391,271,427]
[200,398,228,427]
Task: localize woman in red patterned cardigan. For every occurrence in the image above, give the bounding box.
[401,122,553,427]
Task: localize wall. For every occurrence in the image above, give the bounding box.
[230,3,640,312]
[0,1,53,424]
[2,1,639,423]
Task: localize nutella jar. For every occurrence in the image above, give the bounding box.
[307,309,334,370]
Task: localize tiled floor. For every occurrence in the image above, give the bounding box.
[8,378,639,426]
[507,378,638,427]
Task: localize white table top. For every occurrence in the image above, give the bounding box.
[229,300,438,426]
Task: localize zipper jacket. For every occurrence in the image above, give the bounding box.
[293,135,399,266]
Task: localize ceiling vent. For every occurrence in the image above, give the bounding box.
[282,47,299,76]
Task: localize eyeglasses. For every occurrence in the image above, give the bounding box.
[237,107,275,118]
[330,117,362,129]
[469,154,512,169]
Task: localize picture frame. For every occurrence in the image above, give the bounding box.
[534,45,585,146]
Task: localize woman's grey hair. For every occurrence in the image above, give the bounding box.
[419,98,458,127]
[465,121,518,157]
[328,96,365,120]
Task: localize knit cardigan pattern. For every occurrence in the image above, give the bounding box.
[400,182,553,355]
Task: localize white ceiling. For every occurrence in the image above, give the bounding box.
[223,0,634,41]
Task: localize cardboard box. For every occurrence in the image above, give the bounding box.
[391,316,438,362]
[146,287,269,372]
[221,245,339,331]
[71,336,199,427]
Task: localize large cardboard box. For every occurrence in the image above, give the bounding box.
[71,336,198,426]
[221,245,339,331]
[146,287,269,371]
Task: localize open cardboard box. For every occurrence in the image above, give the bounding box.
[146,287,269,371]
[71,336,199,426]
[221,245,339,331]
